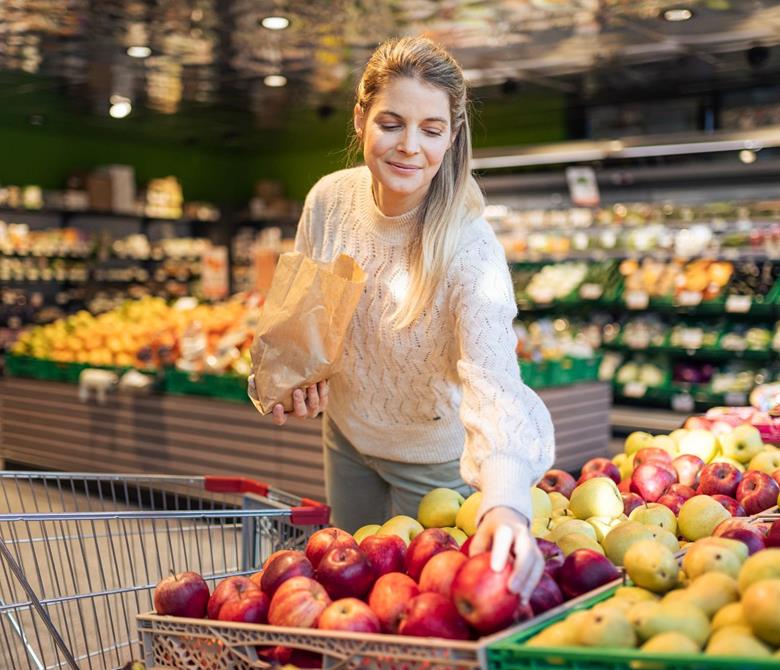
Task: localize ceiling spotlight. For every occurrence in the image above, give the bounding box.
[127,45,151,58]
[261,16,290,30]
[663,8,693,22]
[109,97,132,119]
[739,149,757,164]
[264,74,287,87]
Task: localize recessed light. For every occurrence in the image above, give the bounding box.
[261,16,289,30]
[663,8,693,22]
[264,74,287,87]
[127,46,151,58]
[739,149,757,164]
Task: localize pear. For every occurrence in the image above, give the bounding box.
[660,588,691,606]
[624,540,678,593]
[705,626,772,657]
[526,620,580,647]
[633,602,711,647]
[698,537,748,563]
[613,586,659,603]
[557,532,606,557]
[677,495,731,541]
[587,515,623,543]
[627,600,662,633]
[645,525,680,554]
[603,521,653,566]
[455,492,481,536]
[684,572,739,618]
[593,597,634,615]
[576,607,637,648]
[682,542,742,580]
[531,486,553,520]
[641,631,700,653]
[711,602,748,632]
[742,579,780,646]
[546,518,598,543]
[738,548,780,593]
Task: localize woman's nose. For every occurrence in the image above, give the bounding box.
[397,128,420,154]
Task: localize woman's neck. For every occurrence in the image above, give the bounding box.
[371,176,425,217]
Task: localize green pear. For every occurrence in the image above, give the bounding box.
[417,488,465,528]
[377,515,424,545]
[576,607,637,648]
[632,601,710,647]
[441,526,468,546]
[526,620,580,647]
[677,495,731,541]
[353,524,381,544]
[569,477,624,520]
[682,542,742,580]
[603,521,653,566]
[641,631,700,653]
[705,626,772,657]
[738,549,780,593]
[455,492,481,537]
[557,532,606,557]
[711,602,747,632]
[627,600,662,634]
[531,486,552,520]
[698,537,748,563]
[548,491,569,511]
[624,540,679,593]
[613,586,659,603]
[742,579,780,646]
[660,588,690,606]
[645,525,680,554]
[629,503,677,535]
[593,597,634,615]
[546,518,598,543]
[685,572,739,617]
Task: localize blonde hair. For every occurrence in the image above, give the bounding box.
[349,36,485,329]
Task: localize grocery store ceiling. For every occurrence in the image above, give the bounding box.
[1,0,780,140]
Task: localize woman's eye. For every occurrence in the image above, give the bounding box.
[380,124,401,131]
[424,129,443,137]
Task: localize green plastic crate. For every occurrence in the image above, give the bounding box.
[488,585,778,670]
[165,368,249,403]
[4,354,69,382]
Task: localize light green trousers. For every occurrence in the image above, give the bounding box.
[322,414,473,533]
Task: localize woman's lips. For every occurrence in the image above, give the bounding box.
[387,161,421,174]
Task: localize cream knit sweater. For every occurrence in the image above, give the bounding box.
[295,166,555,521]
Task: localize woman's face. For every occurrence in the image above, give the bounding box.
[355,76,454,212]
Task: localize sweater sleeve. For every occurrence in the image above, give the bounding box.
[451,225,556,523]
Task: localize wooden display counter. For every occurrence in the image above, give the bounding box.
[0,378,610,500]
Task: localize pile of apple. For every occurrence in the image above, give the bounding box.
[525,532,780,659]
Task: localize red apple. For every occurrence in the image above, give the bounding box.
[398,592,471,640]
[215,586,269,624]
[556,549,620,599]
[630,463,676,502]
[318,597,381,633]
[460,536,474,556]
[711,494,746,517]
[262,549,295,571]
[736,471,780,515]
[684,416,712,431]
[368,572,420,633]
[622,492,645,516]
[536,538,564,578]
[771,468,780,491]
[697,463,743,499]
[208,576,261,620]
[538,469,577,498]
[656,492,686,516]
[529,571,564,616]
[718,527,766,555]
[316,546,375,600]
[419,550,468,600]
[305,527,358,569]
[268,576,331,628]
[713,517,754,536]
[153,571,210,618]
[634,447,673,469]
[577,471,614,485]
[405,528,459,582]
[579,458,621,485]
[261,551,314,597]
[666,483,696,500]
[672,455,705,488]
[618,478,631,493]
[766,520,780,548]
[249,570,263,589]
[359,534,406,578]
[451,552,520,635]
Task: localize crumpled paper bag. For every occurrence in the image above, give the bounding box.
[248,252,366,415]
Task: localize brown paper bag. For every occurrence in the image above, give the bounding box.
[247,252,366,415]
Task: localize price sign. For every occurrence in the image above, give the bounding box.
[623,382,647,398]
[580,283,603,300]
[725,391,748,406]
[725,295,752,313]
[625,291,649,310]
[676,291,702,307]
[672,393,695,413]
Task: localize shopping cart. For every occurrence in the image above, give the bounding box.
[0,472,330,670]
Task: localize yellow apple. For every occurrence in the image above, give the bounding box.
[530,486,552,520]
[417,488,465,528]
[441,526,468,546]
[569,477,624,520]
[377,515,424,546]
[625,431,655,455]
[678,430,720,463]
[353,524,381,544]
[455,491,481,537]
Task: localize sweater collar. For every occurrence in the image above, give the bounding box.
[359,166,421,246]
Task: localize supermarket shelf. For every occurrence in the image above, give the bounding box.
[610,405,687,435]
[509,249,780,263]
[0,206,212,224]
[602,342,774,362]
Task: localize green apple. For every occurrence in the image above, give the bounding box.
[569,477,624,520]
[705,626,772,657]
[685,572,739,617]
[353,524,381,544]
[546,518,598,543]
[603,521,653,566]
[624,539,679,593]
[677,495,731,541]
[748,448,780,475]
[738,549,780,593]
[631,601,710,647]
[678,429,720,463]
[556,532,605,557]
[417,488,465,528]
[682,542,741,580]
[645,525,680,554]
[651,434,677,456]
[531,486,552,520]
[586,515,623,543]
[629,503,677,535]
[718,424,764,464]
[712,602,747,632]
[625,431,655,456]
[377,515,424,546]
[441,526,468,546]
[455,491,481,537]
[641,631,700,653]
[548,491,569,512]
[576,606,637,648]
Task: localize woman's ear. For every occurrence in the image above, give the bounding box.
[353,102,365,138]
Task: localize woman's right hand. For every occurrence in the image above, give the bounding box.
[272,381,329,426]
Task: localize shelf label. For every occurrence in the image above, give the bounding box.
[680,328,703,350]
[625,291,649,310]
[725,391,748,406]
[672,393,695,413]
[676,291,702,307]
[580,283,603,300]
[623,382,647,398]
[725,295,752,313]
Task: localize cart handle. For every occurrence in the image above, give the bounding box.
[204,475,270,497]
[291,504,332,526]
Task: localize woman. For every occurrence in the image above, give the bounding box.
[266,36,554,603]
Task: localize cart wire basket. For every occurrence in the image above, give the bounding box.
[0,472,330,670]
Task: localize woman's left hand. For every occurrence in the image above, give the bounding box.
[469,505,544,605]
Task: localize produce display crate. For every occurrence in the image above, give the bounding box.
[520,355,603,390]
[164,367,249,403]
[487,583,779,670]
[4,352,150,385]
